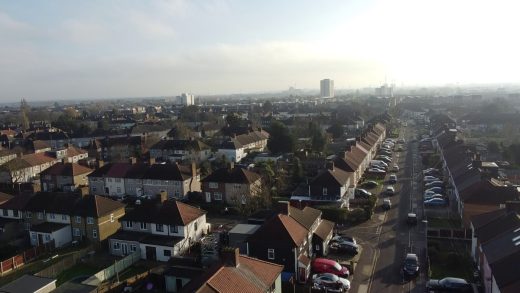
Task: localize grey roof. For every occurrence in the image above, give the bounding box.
[228,224,261,235]
[0,274,56,293]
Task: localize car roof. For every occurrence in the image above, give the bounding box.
[313,258,338,265]
[406,253,418,260]
[442,277,468,284]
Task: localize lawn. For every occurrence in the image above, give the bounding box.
[117,265,149,282]
[427,217,462,229]
[428,240,474,280]
[56,263,99,286]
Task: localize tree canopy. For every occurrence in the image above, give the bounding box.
[267,121,295,154]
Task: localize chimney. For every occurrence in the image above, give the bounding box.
[232,133,237,139]
[129,157,137,164]
[191,162,197,178]
[159,190,168,203]
[78,186,90,197]
[277,200,290,214]
[340,151,347,160]
[326,161,335,171]
[98,160,105,168]
[221,247,240,268]
[149,157,156,165]
[473,153,482,168]
[228,161,234,171]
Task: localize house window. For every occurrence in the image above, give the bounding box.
[322,188,328,196]
[268,249,275,260]
[164,249,171,257]
[316,244,320,251]
[241,194,246,205]
[115,178,121,182]
[194,222,198,231]
[87,217,94,224]
[92,229,98,239]
[113,242,121,250]
[170,225,178,233]
[2,209,7,216]
[45,234,51,241]
[26,212,32,219]
[38,212,43,220]
[49,213,55,219]
[92,187,97,192]
[110,214,114,223]
[76,216,81,224]
[140,222,147,230]
[125,221,133,228]
[234,184,241,190]
[61,214,67,221]
[130,245,137,252]
[156,224,164,232]
[73,228,80,237]
[214,192,222,200]
[13,210,18,217]
[116,187,121,193]
[108,178,113,182]
[174,181,180,186]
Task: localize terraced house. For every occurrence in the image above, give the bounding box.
[217,129,269,163]
[149,138,211,163]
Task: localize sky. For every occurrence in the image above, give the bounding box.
[1,0,520,101]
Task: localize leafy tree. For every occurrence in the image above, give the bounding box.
[267,121,295,154]
[262,100,273,113]
[19,99,30,131]
[328,123,344,139]
[308,122,326,152]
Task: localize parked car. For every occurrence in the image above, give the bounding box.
[423,168,439,174]
[330,240,359,255]
[402,253,419,277]
[368,168,386,175]
[424,194,445,201]
[312,258,350,278]
[424,198,448,207]
[312,273,351,291]
[424,170,441,176]
[425,186,444,194]
[423,176,441,182]
[331,235,356,245]
[425,181,444,188]
[386,186,395,196]
[392,164,399,172]
[355,188,372,199]
[360,181,378,189]
[424,190,442,197]
[397,138,405,144]
[426,277,472,292]
[382,199,391,210]
[389,174,397,184]
[375,156,392,164]
[407,213,417,225]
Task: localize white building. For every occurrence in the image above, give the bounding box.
[179,93,195,106]
[109,199,209,262]
[320,79,334,98]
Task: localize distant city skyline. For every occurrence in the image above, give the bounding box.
[1,0,520,101]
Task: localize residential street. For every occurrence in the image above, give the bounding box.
[341,123,428,293]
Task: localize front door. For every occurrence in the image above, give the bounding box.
[37,234,44,246]
[205,192,211,203]
[145,246,156,260]
[121,243,128,255]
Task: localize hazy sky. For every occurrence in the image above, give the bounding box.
[1,0,519,101]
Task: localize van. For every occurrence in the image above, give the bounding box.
[311,258,350,277]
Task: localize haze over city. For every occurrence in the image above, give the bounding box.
[1,0,520,101]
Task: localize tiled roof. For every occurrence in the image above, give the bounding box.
[220,130,269,150]
[460,180,520,204]
[311,167,352,187]
[314,219,334,240]
[249,214,307,247]
[150,139,209,152]
[489,250,520,292]
[0,192,13,204]
[121,200,206,226]
[73,195,125,217]
[31,140,51,150]
[40,162,93,177]
[65,145,88,157]
[475,212,520,244]
[88,162,195,181]
[288,206,321,230]
[2,153,57,170]
[0,194,31,210]
[201,167,261,184]
[142,163,193,181]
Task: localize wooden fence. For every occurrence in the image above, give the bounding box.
[0,245,47,276]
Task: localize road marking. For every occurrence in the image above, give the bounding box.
[361,265,372,275]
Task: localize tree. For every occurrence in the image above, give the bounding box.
[262,100,273,113]
[328,123,344,139]
[267,121,295,154]
[19,99,30,131]
[487,141,500,153]
[309,122,326,152]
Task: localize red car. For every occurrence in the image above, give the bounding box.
[311,258,349,278]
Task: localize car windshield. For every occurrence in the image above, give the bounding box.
[333,262,342,271]
[325,274,339,281]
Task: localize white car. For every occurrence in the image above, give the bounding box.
[312,273,351,291]
[393,164,399,172]
[424,176,440,182]
[424,194,444,201]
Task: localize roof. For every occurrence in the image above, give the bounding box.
[219,130,270,150]
[202,166,261,184]
[73,195,125,218]
[0,194,31,211]
[475,212,520,244]
[1,153,56,171]
[110,230,184,246]
[314,219,335,240]
[30,222,69,233]
[0,192,14,204]
[0,274,56,293]
[150,139,209,152]
[88,162,195,181]
[311,167,352,187]
[142,163,194,181]
[287,206,321,230]
[228,224,261,235]
[40,162,93,177]
[460,180,520,204]
[24,192,80,214]
[182,254,283,293]
[248,214,307,247]
[121,200,206,226]
[489,250,520,292]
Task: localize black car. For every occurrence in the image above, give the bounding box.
[355,188,372,199]
[402,253,419,277]
[330,241,359,255]
[426,277,472,292]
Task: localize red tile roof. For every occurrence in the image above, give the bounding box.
[40,162,93,177]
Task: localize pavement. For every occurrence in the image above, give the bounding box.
[340,123,428,293]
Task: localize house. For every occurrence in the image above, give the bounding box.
[470,205,520,293]
[40,162,93,192]
[88,160,201,199]
[0,148,17,165]
[228,224,261,253]
[309,162,353,203]
[26,130,70,149]
[201,163,262,205]
[90,136,144,162]
[149,139,211,163]
[0,274,56,293]
[109,198,209,261]
[24,192,125,248]
[287,205,334,257]
[248,213,312,283]
[177,248,283,293]
[0,152,58,184]
[217,129,269,163]
[0,193,31,244]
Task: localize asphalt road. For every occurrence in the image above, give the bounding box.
[342,123,428,293]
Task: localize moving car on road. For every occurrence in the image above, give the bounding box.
[392,164,399,172]
[312,273,351,292]
[426,277,472,292]
[407,213,417,225]
[386,185,395,196]
[382,199,391,210]
[389,174,397,184]
[402,253,419,277]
